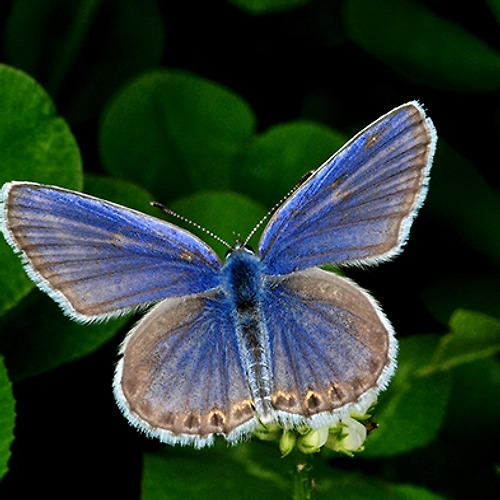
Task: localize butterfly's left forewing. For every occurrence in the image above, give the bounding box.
[0,182,221,321]
[263,268,396,427]
[259,102,436,275]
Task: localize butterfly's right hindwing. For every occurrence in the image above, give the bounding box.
[263,268,397,427]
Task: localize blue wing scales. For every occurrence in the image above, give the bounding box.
[114,291,256,447]
[259,102,436,275]
[0,182,221,320]
[262,268,397,427]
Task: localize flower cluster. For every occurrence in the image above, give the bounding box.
[253,403,377,457]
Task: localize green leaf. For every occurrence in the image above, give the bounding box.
[227,0,311,15]
[362,334,451,457]
[444,357,500,434]
[423,310,500,375]
[235,120,346,207]
[392,483,447,500]
[486,0,500,25]
[344,0,500,91]
[426,141,500,264]
[143,441,447,499]
[0,63,82,317]
[100,69,256,201]
[0,64,82,186]
[0,292,128,380]
[5,0,165,123]
[83,173,160,217]
[365,311,500,458]
[169,191,267,259]
[316,468,447,500]
[142,441,290,499]
[0,354,16,480]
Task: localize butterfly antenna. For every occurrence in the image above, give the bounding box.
[151,201,231,249]
[243,170,313,246]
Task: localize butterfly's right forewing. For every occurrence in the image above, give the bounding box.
[259,102,436,275]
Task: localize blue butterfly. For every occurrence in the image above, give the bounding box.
[0,102,436,448]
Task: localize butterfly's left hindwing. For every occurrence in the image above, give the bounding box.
[114,291,257,448]
[0,182,222,321]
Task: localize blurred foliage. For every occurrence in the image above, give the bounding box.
[0,1,499,499]
[0,355,14,480]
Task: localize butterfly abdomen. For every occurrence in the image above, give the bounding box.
[222,249,274,420]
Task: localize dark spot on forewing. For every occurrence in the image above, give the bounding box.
[328,172,349,192]
[364,131,384,150]
[179,249,195,262]
[111,233,126,247]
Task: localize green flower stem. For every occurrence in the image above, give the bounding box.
[292,454,314,500]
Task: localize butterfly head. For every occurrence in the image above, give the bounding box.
[225,239,255,260]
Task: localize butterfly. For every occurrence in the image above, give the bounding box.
[0,101,436,448]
